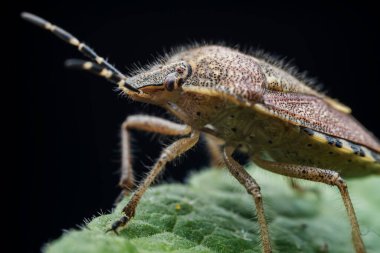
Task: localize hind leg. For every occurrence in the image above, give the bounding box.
[253,155,366,253]
[223,147,272,253]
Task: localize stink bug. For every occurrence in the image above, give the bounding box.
[22,12,380,253]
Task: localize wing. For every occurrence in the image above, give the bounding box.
[255,58,352,114]
[182,84,380,152]
[261,90,380,152]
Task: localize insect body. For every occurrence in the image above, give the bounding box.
[22,12,379,253]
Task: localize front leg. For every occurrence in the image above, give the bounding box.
[223,147,272,253]
[253,155,366,253]
[119,115,192,194]
[109,130,200,233]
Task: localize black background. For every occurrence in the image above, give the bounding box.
[11,1,380,252]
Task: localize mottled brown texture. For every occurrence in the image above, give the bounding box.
[168,46,266,101]
[262,91,380,152]
[177,46,378,149]
[23,13,379,252]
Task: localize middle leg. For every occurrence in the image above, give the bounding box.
[223,147,272,253]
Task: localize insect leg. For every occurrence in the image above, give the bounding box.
[108,130,199,233]
[253,155,366,253]
[118,115,192,196]
[223,147,272,253]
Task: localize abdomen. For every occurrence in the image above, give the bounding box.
[265,126,380,178]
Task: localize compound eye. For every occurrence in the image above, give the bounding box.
[176,62,192,79]
[176,65,185,74]
[164,75,176,91]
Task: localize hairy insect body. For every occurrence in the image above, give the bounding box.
[164,46,380,178]
[22,12,380,253]
[170,92,380,178]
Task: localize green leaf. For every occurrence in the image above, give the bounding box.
[44,165,380,253]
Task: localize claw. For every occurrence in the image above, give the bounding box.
[106,216,129,235]
[105,227,119,235]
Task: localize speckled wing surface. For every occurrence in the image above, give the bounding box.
[261,90,380,152]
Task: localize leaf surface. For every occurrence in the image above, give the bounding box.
[44,166,380,253]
